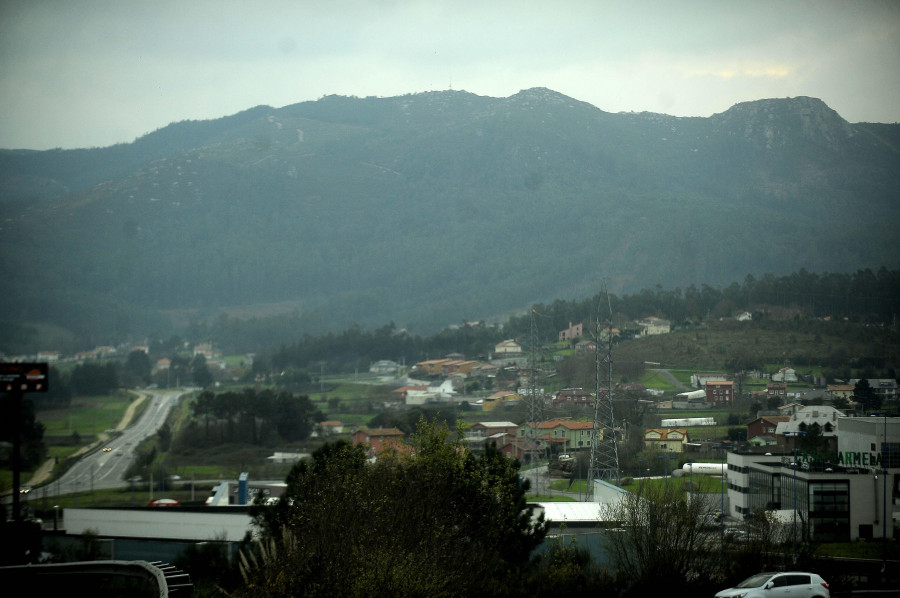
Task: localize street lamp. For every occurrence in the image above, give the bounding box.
[712,445,726,523]
[784,430,806,563]
[883,413,888,574]
[658,447,674,492]
[686,459,694,504]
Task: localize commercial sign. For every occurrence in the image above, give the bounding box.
[0,362,49,392]
[787,449,883,469]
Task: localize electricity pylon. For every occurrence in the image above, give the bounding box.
[586,286,620,500]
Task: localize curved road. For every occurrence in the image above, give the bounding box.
[22,389,188,500]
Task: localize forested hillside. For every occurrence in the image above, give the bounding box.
[1,89,898,352]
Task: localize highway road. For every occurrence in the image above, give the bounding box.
[27,389,188,499]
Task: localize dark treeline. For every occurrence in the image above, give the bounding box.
[506,267,899,340]
[29,363,119,411]
[189,388,323,446]
[267,268,899,374]
[269,321,507,375]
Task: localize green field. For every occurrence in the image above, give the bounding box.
[547,474,725,495]
[639,369,682,392]
[40,393,134,437]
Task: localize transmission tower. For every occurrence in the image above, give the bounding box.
[586,285,620,500]
[525,309,548,494]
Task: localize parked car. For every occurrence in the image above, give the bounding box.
[723,527,749,543]
[715,571,829,598]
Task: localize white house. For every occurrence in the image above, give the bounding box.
[494,339,523,354]
[405,386,437,405]
[369,360,400,375]
[427,378,457,400]
[637,317,671,337]
[772,367,798,383]
[774,405,842,447]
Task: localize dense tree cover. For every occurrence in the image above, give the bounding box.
[121,349,152,387]
[367,405,461,435]
[190,388,323,445]
[852,378,881,413]
[28,364,118,407]
[69,362,118,396]
[244,421,548,598]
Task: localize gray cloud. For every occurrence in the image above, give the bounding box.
[2,0,898,149]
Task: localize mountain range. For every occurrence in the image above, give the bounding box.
[1,88,898,352]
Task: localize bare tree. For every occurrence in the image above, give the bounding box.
[602,482,724,595]
[726,508,793,581]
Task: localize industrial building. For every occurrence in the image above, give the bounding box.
[726,415,900,542]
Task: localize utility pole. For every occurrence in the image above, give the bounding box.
[527,309,544,495]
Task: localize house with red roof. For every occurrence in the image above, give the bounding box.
[517,418,597,453]
[643,428,690,453]
[351,427,405,457]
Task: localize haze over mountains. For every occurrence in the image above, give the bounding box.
[1,88,898,351]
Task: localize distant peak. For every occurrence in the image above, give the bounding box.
[712,96,854,149]
[507,87,582,106]
[718,96,832,115]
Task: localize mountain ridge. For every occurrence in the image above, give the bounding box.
[0,89,897,350]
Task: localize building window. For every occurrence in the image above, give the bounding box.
[883,442,900,468]
[806,481,850,542]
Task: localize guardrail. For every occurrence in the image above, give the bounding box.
[0,559,193,596]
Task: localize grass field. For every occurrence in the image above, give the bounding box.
[547,474,725,495]
[639,369,682,392]
[39,394,133,437]
[667,369,694,385]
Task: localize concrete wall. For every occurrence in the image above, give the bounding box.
[64,508,254,542]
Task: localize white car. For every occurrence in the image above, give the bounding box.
[715,571,830,598]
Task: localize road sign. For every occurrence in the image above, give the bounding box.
[0,362,49,392]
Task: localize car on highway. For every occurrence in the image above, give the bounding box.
[715,571,829,598]
[103,447,112,452]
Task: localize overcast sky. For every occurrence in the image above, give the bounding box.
[2,0,898,150]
